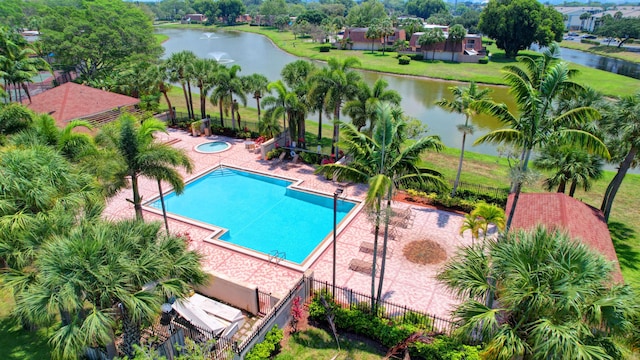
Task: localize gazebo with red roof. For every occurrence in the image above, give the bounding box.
[24,82,140,129]
[506,192,623,282]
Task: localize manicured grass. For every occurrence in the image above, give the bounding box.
[0,285,52,359]
[154,33,169,44]
[275,327,385,359]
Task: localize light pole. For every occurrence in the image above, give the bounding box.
[332,188,344,296]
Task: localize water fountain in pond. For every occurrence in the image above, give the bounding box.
[209,51,234,64]
[201,32,218,39]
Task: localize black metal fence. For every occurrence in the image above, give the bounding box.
[453,180,509,203]
[168,110,260,133]
[309,278,456,335]
[257,289,273,316]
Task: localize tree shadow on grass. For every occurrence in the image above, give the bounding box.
[609,221,640,271]
[0,317,51,359]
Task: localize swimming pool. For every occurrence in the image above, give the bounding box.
[147,167,357,264]
[195,141,231,153]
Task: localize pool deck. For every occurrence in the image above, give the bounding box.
[103,129,473,319]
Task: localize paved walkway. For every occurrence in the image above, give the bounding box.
[103,129,473,319]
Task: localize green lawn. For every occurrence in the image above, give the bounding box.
[275,326,385,359]
[0,285,52,359]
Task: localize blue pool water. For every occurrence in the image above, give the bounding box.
[195,141,230,153]
[149,168,356,264]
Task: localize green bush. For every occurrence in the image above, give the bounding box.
[399,55,411,65]
[319,44,331,52]
[307,295,479,359]
[245,325,283,360]
[410,53,424,60]
[478,56,489,64]
[299,151,320,164]
[412,337,480,360]
[626,39,635,44]
[266,148,284,160]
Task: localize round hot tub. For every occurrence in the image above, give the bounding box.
[194,141,231,154]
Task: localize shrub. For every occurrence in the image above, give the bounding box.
[319,44,331,52]
[478,56,489,64]
[410,53,424,61]
[626,39,635,44]
[236,131,252,139]
[266,148,284,160]
[299,151,320,164]
[399,55,411,65]
[245,325,283,360]
[307,294,479,359]
[412,336,481,360]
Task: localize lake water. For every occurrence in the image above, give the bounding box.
[158,27,512,156]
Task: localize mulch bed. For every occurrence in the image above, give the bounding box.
[403,240,448,265]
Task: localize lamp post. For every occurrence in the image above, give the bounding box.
[332,188,344,296]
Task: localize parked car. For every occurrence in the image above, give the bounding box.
[582,34,597,39]
[568,32,578,36]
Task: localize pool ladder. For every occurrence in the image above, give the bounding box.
[268,250,286,265]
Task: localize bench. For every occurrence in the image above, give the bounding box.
[349,259,373,275]
[359,241,384,255]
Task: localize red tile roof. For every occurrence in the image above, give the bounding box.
[24,82,139,129]
[507,193,623,282]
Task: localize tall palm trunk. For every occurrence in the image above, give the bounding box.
[332,103,341,156]
[231,94,237,130]
[506,149,532,231]
[601,146,637,222]
[452,131,467,197]
[121,311,142,357]
[557,180,567,193]
[370,195,382,312]
[199,86,207,119]
[318,111,323,141]
[160,87,175,121]
[255,93,262,121]
[568,181,577,197]
[130,174,144,221]
[376,184,393,305]
[187,80,195,119]
[181,82,191,120]
[218,97,224,127]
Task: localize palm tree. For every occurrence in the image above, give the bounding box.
[437,226,635,360]
[473,43,609,230]
[167,51,197,120]
[316,102,446,308]
[447,24,466,61]
[95,114,194,221]
[243,73,269,122]
[344,79,401,132]
[191,58,219,120]
[281,60,316,146]
[378,18,395,56]
[15,219,206,359]
[210,65,245,130]
[0,33,50,103]
[436,82,492,196]
[143,63,176,122]
[472,202,506,239]
[599,92,640,222]
[310,57,362,156]
[262,80,294,141]
[418,28,445,61]
[460,213,482,244]
[534,145,603,197]
[365,20,381,54]
[258,110,282,139]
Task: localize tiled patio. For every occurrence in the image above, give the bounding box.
[103,128,473,319]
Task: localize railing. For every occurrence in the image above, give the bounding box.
[257,289,273,316]
[309,278,456,335]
